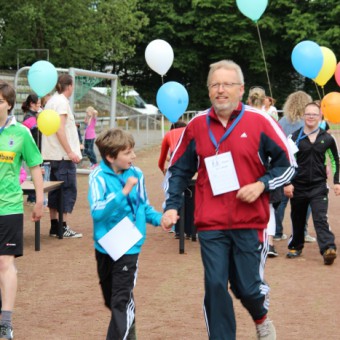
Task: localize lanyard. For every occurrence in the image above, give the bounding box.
[0,116,11,135]
[295,127,319,147]
[206,104,245,153]
[117,167,141,220]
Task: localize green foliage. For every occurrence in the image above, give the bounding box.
[1,0,340,109]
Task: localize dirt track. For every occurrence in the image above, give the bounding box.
[16,144,340,339]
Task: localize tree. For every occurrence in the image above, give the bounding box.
[0,0,148,70]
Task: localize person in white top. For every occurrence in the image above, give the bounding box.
[42,74,83,238]
[248,87,280,258]
[263,96,278,121]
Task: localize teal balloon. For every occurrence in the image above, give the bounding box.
[156,82,189,123]
[236,0,268,22]
[291,41,323,79]
[28,60,58,97]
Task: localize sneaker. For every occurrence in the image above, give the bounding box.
[174,233,180,239]
[273,234,287,241]
[323,248,337,265]
[256,318,276,340]
[267,245,278,258]
[90,163,99,170]
[50,225,83,238]
[286,249,302,258]
[62,225,83,238]
[0,324,13,339]
[305,234,316,243]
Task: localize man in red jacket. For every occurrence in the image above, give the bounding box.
[161,60,295,340]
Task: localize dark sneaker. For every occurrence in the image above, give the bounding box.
[256,318,276,340]
[50,225,83,238]
[62,225,83,238]
[286,249,302,259]
[174,233,180,239]
[268,245,278,258]
[0,324,13,339]
[49,227,58,237]
[323,248,337,265]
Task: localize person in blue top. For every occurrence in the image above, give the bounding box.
[88,128,166,340]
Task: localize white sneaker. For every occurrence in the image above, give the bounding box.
[63,225,83,238]
[256,318,276,340]
[305,234,316,243]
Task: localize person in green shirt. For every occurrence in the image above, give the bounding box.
[0,81,44,340]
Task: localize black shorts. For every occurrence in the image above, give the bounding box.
[0,214,24,257]
[48,160,77,213]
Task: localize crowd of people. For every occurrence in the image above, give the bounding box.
[0,58,339,340]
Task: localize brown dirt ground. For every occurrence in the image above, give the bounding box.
[16,144,340,340]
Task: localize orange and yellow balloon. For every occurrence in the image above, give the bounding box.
[321,92,340,124]
[37,109,60,136]
[313,47,337,87]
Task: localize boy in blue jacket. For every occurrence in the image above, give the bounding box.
[88,128,163,340]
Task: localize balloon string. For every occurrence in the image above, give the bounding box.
[256,22,273,99]
[161,75,164,85]
[322,86,325,98]
[314,82,322,100]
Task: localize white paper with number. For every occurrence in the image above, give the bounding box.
[204,152,240,196]
[98,217,143,261]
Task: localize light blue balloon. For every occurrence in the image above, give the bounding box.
[291,41,323,79]
[236,0,268,22]
[28,60,58,97]
[156,81,189,123]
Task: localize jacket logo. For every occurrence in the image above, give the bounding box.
[240,132,247,138]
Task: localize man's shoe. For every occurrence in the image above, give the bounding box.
[50,225,83,238]
[0,324,13,339]
[323,248,337,265]
[286,249,302,258]
[268,245,278,258]
[305,234,316,243]
[256,318,276,340]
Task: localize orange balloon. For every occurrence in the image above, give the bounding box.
[321,92,340,123]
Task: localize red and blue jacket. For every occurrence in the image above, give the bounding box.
[164,102,295,231]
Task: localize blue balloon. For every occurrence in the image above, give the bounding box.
[28,60,58,97]
[156,81,189,123]
[291,41,323,79]
[236,0,268,22]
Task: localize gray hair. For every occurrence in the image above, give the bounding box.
[207,60,244,86]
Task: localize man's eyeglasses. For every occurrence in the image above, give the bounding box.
[304,113,319,118]
[208,82,242,90]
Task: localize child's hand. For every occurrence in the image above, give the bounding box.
[161,209,179,231]
[123,177,138,195]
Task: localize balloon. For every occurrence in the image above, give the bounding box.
[28,60,58,97]
[145,39,174,76]
[313,47,337,86]
[37,109,61,136]
[321,92,340,124]
[156,82,189,123]
[291,41,323,79]
[334,62,340,87]
[236,0,268,22]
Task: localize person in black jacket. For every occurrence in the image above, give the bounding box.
[284,102,340,265]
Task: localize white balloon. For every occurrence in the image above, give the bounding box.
[145,39,174,76]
